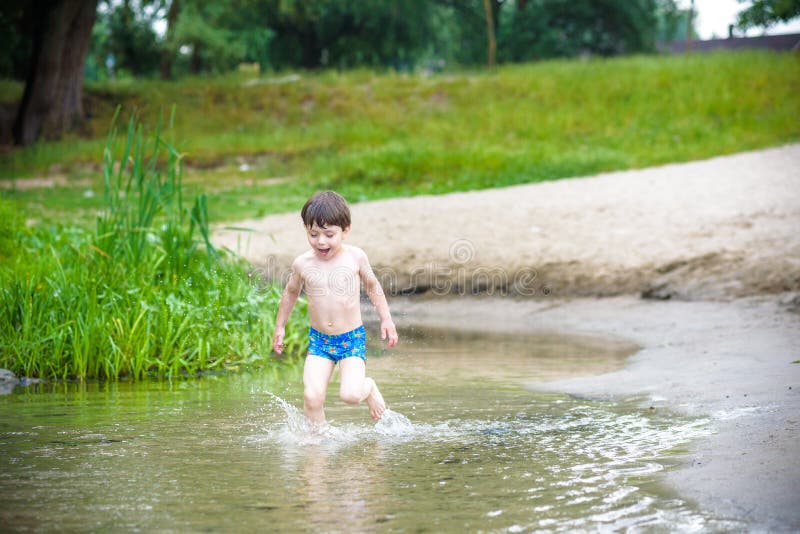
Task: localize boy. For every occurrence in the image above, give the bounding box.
[272,191,398,424]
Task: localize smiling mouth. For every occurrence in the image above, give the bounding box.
[318,248,330,255]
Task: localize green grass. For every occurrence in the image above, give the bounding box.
[0,115,308,380]
[1,50,798,224]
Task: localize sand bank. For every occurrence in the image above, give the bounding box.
[213,144,800,300]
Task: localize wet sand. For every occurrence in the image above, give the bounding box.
[387,295,800,531]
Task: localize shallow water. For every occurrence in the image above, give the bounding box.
[0,328,740,532]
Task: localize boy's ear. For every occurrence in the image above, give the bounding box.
[343,226,351,237]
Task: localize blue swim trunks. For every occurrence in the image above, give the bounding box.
[308,325,367,362]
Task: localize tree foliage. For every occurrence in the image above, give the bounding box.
[736,0,800,29]
[654,0,692,42]
[0,0,30,79]
[434,0,670,65]
[169,1,246,73]
[433,0,501,66]
[260,0,438,70]
[106,1,163,76]
[87,0,163,79]
[498,0,660,63]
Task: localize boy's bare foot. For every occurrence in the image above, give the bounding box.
[366,381,386,421]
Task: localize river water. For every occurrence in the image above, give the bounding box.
[0,327,740,532]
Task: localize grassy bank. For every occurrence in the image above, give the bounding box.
[0,116,307,380]
[1,50,798,225]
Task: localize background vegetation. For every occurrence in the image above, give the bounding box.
[88,0,689,78]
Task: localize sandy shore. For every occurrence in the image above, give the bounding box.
[212,144,800,529]
[214,143,800,300]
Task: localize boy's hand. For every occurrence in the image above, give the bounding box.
[272,327,285,354]
[380,319,398,348]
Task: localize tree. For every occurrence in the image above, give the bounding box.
[160,0,275,76]
[0,1,31,80]
[13,0,98,146]
[104,0,162,77]
[498,0,659,62]
[736,0,800,30]
[206,0,274,73]
[160,0,180,78]
[435,0,504,66]
[169,1,245,74]
[262,0,437,70]
[85,0,165,80]
[483,0,497,67]
[654,0,692,42]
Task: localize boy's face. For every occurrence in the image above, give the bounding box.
[306,223,349,260]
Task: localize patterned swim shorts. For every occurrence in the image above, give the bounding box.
[308,325,367,362]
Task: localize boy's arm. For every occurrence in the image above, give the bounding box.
[273,259,303,354]
[358,250,398,347]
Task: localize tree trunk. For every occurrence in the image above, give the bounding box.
[12,0,98,146]
[160,0,180,80]
[686,0,694,52]
[299,28,322,69]
[190,44,202,74]
[483,0,496,67]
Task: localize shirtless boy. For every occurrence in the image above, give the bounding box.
[272,191,398,424]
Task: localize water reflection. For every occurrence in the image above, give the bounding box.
[371,325,638,384]
[294,442,388,532]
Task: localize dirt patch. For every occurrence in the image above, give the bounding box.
[0,175,95,190]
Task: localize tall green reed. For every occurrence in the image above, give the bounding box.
[0,113,307,380]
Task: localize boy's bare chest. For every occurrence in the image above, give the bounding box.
[302,257,360,295]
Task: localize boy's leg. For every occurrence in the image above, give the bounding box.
[339,357,386,421]
[303,355,335,425]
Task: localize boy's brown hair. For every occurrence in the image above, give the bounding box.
[301,190,351,230]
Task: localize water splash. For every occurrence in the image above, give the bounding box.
[374,408,415,437]
[258,392,346,447]
[252,393,417,448]
[268,392,308,434]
